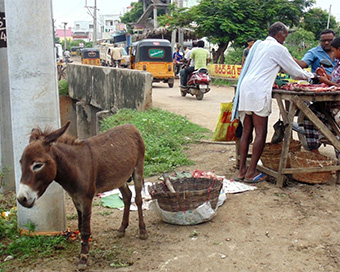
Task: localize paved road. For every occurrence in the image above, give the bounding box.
[151,78,280,138]
[151,78,335,157]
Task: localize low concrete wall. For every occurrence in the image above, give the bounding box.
[65,64,153,138]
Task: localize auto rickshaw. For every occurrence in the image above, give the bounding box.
[81,48,101,66]
[70,46,80,56]
[130,39,174,88]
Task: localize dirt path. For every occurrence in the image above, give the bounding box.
[15,80,340,272]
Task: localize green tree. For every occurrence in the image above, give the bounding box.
[120,2,144,33]
[189,0,266,63]
[260,0,315,28]
[301,8,338,39]
[285,28,317,59]
[159,0,315,64]
[158,4,193,31]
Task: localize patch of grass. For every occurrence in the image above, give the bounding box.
[189,230,199,238]
[58,79,68,96]
[211,77,238,86]
[99,211,113,216]
[66,213,78,220]
[100,107,211,177]
[91,244,134,268]
[0,192,77,271]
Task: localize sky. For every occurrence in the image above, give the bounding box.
[52,0,340,29]
[315,0,340,22]
[52,0,138,28]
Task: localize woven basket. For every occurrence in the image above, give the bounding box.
[261,140,302,171]
[148,177,223,212]
[288,151,336,184]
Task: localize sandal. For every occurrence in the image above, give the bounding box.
[233,177,244,182]
[244,173,268,183]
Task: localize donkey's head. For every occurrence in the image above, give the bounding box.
[17,122,70,208]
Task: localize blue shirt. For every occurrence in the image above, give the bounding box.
[172,51,183,62]
[302,46,337,74]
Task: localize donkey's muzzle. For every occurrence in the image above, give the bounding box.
[17,184,37,208]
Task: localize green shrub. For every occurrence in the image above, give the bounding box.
[100,108,211,177]
[58,79,68,96]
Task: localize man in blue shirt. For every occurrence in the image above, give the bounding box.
[172,46,184,76]
[295,29,336,74]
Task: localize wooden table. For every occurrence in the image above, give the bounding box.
[258,89,340,187]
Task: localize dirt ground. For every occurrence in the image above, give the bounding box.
[13,81,340,271]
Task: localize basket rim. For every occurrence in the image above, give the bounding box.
[148,178,223,191]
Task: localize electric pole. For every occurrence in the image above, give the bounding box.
[327,5,332,29]
[62,22,67,51]
[85,0,98,47]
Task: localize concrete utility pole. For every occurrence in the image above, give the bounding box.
[327,5,332,29]
[171,0,177,51]
[2,0,66,234]
[178,0,183,53]
[93,0,97,47]
[0,0,15,193]
[85,0,98,47]
[153,5,158,28]
[62,22,67,51]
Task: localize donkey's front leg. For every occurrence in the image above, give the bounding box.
[74,199,93,270]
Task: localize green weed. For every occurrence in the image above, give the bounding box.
[211,78,238,86]
[66,213,78,220]
[58,79,68,96]
[99,211,113,216]
[100,107,211,177]
[0,193,77,271]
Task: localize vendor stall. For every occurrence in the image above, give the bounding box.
[236,84,340,187]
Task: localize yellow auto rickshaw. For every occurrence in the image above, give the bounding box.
[81,48,101,66]
[130,39,174,88]
[70,46,80,56]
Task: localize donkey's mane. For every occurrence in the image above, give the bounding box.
[30,126,79,145]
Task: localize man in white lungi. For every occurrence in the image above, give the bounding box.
[236,22,316,183]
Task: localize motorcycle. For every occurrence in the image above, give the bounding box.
[180,68,211,100]
[64,55,73,64]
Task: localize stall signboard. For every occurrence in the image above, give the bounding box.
[208,64,242,79]
[208,64,311,82]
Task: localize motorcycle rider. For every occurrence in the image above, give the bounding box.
[181,40,209,88]
[180,41,197,87]
[64,48,72,63]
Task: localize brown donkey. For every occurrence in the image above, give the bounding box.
[17,122,147,269]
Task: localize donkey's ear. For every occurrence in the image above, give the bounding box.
[29,127,43,143]
[44,121,71,145]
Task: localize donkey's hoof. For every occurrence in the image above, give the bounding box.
[78,262,87,270]
[117,230,125,238]
[140,231,148,240]
[78,253,88,270]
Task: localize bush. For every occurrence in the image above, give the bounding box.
[100,108,211,177]
[58,79,68,96]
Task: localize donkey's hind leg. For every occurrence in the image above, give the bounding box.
[133,168,147,240]
[117,183,132,237]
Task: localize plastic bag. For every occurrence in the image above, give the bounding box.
[271,119,285,144]
[213,102,239,141]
